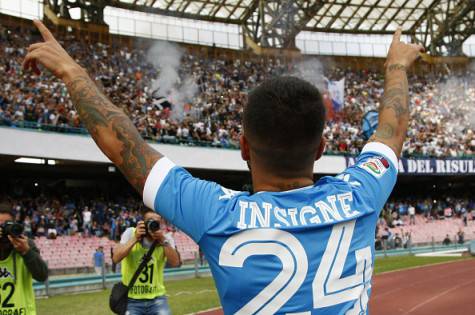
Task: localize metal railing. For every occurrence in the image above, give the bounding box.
[34,243,471,297]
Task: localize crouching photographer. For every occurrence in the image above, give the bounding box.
[0,208,48,315]
[112,209,181,315]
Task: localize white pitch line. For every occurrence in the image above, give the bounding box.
[170,289,215,297]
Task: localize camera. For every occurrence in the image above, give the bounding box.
[145,219,160,234]
[0,221,24,239]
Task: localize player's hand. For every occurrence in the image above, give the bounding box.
[8,235,30,256]
[385,28,424,69]
[23,20,84,81]
[149,230,165,244]
[134,221,146,241]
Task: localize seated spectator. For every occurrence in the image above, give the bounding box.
[394,233,403,248]
[443,234,452,245]
[408,204,416,225]
[402,231,411,249]
[93,246,105,275]
[457,229,464,244]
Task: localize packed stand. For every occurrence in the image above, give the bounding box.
[1,191,199,269]
[376,197,475,249]
[5,192,172,241]
[1,23,474,156]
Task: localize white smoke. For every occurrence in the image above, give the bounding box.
[290,58,326,90]
[419,71,475,157]
[146,40,198,120]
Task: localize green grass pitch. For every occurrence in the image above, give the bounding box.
[36,255,471,315]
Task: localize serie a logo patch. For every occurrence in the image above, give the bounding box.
[358,157,390,178]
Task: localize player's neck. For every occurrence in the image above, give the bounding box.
[252,172,314,193]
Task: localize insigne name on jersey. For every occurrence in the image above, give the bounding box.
[358,157,389,178]
[236,192,361,229]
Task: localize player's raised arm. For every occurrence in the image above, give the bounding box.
[23,20,162,193]
[369,29,424,156]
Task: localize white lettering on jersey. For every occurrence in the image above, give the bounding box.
[315,197,343,223]
[336,174,362,187]
[219,187,240,200]
[237,201,248,229]
[249,202,271,228]
[236,193,361,230]
[274,207,290,227]
[300,206,318,225]
[338,192,360,218]
[288,208,299,226]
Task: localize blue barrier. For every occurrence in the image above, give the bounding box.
[33,243,468,292]
[375,243,468,257]
[33,266,211,290]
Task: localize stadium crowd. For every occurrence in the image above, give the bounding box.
[5,192,146,241]
[1,188,473,247]
[379,196,475,226]
[375,196,475,249]
[1,23,474,157]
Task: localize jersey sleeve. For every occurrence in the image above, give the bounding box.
[142,157,226,243]
[339,142,398,214]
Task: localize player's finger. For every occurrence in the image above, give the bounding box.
[23,51,42,75]
[414,44,425,53]
[22,51,38,70]
[33,19,56,42]
[28,42,47,52]
[22,52,33,70]
[392,28,402,44]
[31,60,41,75]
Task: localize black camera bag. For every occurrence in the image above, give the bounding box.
[109,241,158,315]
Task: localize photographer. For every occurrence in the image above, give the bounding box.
[112,209,181,315]
[0,208,48,314]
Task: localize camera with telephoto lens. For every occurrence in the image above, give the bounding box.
[0,221,24,240]
[144,219,160,235]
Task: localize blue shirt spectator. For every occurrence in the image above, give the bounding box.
[93,246,104,275]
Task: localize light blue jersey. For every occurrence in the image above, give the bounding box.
[143,142,398,314]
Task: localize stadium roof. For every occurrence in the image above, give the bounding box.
[108,0,437,34]
[35,0,470,56]
[109,0,257,23]
[106,0,475,56]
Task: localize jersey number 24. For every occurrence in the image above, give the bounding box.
[219,220,372,314]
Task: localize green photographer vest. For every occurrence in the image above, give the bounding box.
[0,251,36,315]
[121,228,167,299]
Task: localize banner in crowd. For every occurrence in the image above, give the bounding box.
[325,78,345,112]
[346,157,475,175]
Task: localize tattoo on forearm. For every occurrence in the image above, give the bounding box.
[380,82,409,118]
[374,123,395,139]
[370,63,410,155]
[387,64,407,72]
[66,75,162,193]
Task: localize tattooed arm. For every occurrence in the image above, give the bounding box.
[369,29,424,156]
[23,20,161,193]
[66,76,162,191]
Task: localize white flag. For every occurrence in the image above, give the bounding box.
[326,78,345,111]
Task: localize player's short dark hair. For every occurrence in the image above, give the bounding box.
[243,76,326,175]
